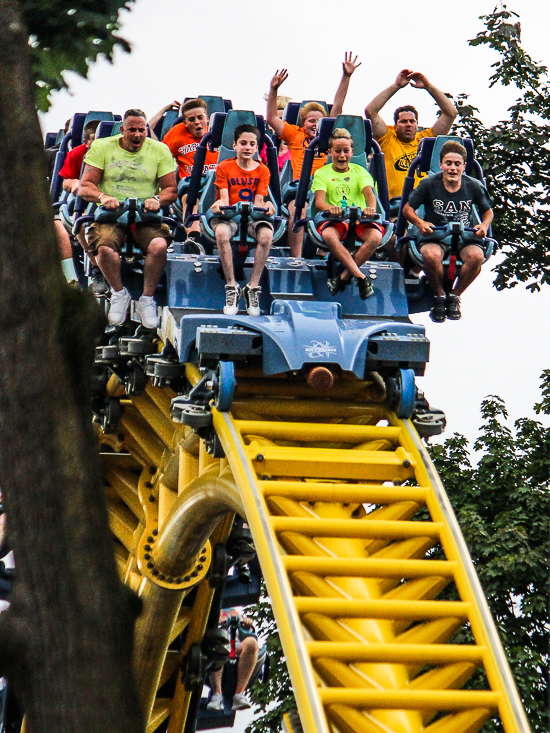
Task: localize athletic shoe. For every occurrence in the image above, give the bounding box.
[90,266,109,295]
[243,284,261,316]
[327,276,347,296]
[182,238,206,255]
[137,295,159,329]
[231,693,251,711]
[108,288,131,326]
[446,293,462,320]
[207,693,224,711]
[356,276,374,300]
[430,295,447,323]
[223,284,241,315]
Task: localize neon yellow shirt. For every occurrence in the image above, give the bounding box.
[311,163,374,208]
[85,135,175,200]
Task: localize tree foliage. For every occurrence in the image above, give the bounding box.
[452,6,550,291]
[22,0,134,111]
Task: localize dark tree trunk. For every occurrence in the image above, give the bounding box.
[0,3,144,732]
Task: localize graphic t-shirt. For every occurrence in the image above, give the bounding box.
[215,158,270,205]
[59,143,87,179]
[377,126,434,199]
[311,163,375,209]
[407,172,492,226]
[280,122,326,179]
[163,123,219,178]
[85,136,175,200]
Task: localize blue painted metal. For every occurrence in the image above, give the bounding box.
[396,368,416,419]
[215,361,236,412]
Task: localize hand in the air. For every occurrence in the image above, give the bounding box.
[342,52,361,77]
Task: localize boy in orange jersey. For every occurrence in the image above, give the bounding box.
[209,124,275,317]
[266,54,361,256]
[161,99,219,248]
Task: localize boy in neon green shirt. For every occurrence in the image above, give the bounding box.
[311,128,383,299]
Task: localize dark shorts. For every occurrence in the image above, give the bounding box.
[210,218,274,239]
[317,220,384,240]
[87,222,173,255]
[418,233,486,255]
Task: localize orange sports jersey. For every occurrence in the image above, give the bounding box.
[280,121,327,180]
[215,158,270,205]
[162,123,218,178]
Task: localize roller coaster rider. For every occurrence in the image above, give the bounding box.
[79,108,177,328]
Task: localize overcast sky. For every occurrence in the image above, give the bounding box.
[38,1,550,730]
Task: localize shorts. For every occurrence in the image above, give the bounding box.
[87,222,173,255]
[317,220,384,240]
[211,217,274,240]
[418,232,486,255]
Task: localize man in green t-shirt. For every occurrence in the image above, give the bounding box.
[79,109,177,328]
[311,128,383,299]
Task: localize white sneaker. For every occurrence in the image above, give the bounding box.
[223,284,241,315]
[137,295,159,329]
[243,284,261,316]
[231,692,251,711]
[108,288,131,326]
[207,692,224,711]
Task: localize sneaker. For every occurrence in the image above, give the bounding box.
[108,288,131,326]
[327,276,347,296]
[223,284,241,315]
[137,295,159,329]
[243,284,261,316]
[182,238,206,255]
[207,693,224,712]
[231,693,251,711]
[90,266,109,295]
[446,293,462,320]
[356,276,374,300]
[430,295,447,323]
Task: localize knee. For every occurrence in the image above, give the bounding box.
[97,244,118,259]
[463,247,484,266]
[148,238,168,257]
[241,636,259,654]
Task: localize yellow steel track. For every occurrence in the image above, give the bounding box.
[98,363,531,733]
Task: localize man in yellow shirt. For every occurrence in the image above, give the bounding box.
[365,69,458,201]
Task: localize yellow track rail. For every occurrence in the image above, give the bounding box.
[99,365,530,733]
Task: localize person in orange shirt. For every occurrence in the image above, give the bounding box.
[160,99,219,248]
[209,124,275,316]
[266,53,361,256]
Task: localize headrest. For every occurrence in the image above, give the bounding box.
[220,109,258,149]
[316,117,336,153]
[209,112,227,149]
[417,135,476,175]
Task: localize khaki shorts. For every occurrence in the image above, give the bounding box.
[210,218,274,240]
[87,222,173,255]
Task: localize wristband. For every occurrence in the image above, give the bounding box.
[98,192,106,203]
[153,195,161,204]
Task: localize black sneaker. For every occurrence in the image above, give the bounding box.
[430,295,447,323]
[327,276,348,296]
[446,293,462,320]
[356,276,374,300]
[90,266,109,295]
[182,238,206,255]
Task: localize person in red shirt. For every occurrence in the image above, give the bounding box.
[209,124,275,316]
[266,53,361,257]
[161,99,219,248]
[59,120,100,194]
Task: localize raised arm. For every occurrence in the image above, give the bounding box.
[148,101,180,141]
[365,69,413,139]
[266,70,288,137]
[409,73,457,135]
[331,53,361,118]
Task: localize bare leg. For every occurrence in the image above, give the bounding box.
[352,228,383,270]
[142,237,168,296]
[321,226,365,280]
[419,243,445,296]
[54,219,72,260]
[287,200,303,258]
[210,669,222,695]
[216,223,236,285]
[453,245,484,296]
[97,246,123,292]
[249,226,273,288]
[235,637,259,695]
[182,194,201,235]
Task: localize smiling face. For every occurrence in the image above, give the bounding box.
[233,132,258,161]
[394,111,418,143]
[120,116,147,152]
[440,152,466,185]
[329,137,353,172]
[183,107,209,139]
[302,111,325,139]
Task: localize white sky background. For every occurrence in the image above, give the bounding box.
[38,2,550,729]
